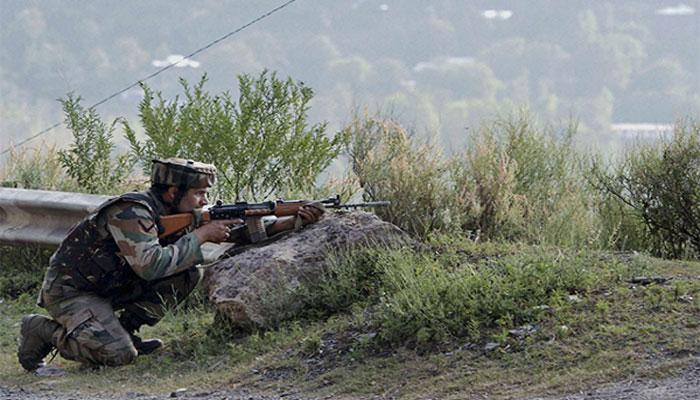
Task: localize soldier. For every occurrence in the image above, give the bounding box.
[17,158,324,370]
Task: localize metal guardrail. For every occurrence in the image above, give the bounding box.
[0,188,109,246]
[0,188,227,262]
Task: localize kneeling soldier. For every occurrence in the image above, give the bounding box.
[18,158,323,370]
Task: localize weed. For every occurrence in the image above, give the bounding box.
[58,94,135,194]
[594,119,700,257]
[345,110,451,238]
[345,111,606,248]
[0,144,77,191]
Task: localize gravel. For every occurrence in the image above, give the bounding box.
[522,358,700,400]
[3,358,698,400]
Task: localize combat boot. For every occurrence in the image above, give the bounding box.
[17,314,59,371]
[119,313,163,355]
[129,333,163,355]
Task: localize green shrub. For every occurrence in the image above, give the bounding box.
[58,94,134,195]
[448,125,522,240]
[299,248,388,317]
[0,147,73,299]
[593,189,650,253]
[374,247,628,345]
[346,111,599,247]
[452,114,598,246]
[594,120,700,258]
[345,111,453,238]
[294,242,635,347]
[126,72,346,201]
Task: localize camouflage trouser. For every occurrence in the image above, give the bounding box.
[43,267,201,366]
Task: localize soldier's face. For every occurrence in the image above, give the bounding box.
[176,187,210,212]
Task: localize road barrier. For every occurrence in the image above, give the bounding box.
[0,188,228,261]
[0,188,108,246]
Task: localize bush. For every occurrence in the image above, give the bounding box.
[0,146,75,299]
[374,248,613,344]
[448,123,523,240]
[58,94,134,195]
[295,242,633,346]
[346,111,599,246]
[299,248,389,317]
[345,111,453,238]
[126,72,346,201]
[593,188,650,253]
[594,120,700,258]
[453,114,598,246]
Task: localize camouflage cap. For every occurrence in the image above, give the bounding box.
[151,158,217,189]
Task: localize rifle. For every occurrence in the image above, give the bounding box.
[159,195,390,242]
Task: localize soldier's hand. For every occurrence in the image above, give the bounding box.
[298,203,325,226]
[194,219,242,243]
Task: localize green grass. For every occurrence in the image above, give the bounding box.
[1,243,697,399]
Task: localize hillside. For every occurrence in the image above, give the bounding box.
[0,244,697,399]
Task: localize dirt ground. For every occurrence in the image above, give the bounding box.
[521,357,700,400]
[2,357,698,400]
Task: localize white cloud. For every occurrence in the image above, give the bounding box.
[413,61,437,72]
[151,54,201,68]
[379,4,389,11]
[400,79,416,90]
[413,56,474,72]
[481,9,513,20]
[445,57,474,66]
[656,4,696,16]
[351,0,367,10]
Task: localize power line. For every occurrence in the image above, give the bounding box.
[0,0,298,157]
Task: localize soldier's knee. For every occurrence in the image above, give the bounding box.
[101,345,138,366]
[99,336,138,366]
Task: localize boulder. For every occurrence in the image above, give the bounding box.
[202,211,415,331]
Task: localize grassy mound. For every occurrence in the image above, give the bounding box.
[1,242,697,399]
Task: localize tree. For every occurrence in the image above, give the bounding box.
[126,71,346,201]
[58,94,133,194]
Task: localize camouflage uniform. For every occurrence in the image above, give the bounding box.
[20,158,216,369]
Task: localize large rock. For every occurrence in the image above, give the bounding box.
[202,211,415,331]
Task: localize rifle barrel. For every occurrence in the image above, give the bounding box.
[328,201,390,209]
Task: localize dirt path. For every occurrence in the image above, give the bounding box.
[3,359,698,400]
[0,385,285,400]
[522,358,700,400]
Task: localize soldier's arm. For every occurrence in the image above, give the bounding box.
[104,203,204,281]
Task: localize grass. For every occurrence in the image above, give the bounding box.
[1,242,697,399]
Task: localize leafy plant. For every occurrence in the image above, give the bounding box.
[126,72,346,201]
[58,94,134,194]
[345,111,452,238]
[593,119,700,258]
[0,244,53,299]
[346,110,598,246]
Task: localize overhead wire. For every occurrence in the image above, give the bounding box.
[0,0,298,157]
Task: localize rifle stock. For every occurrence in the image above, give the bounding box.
[159,212,206,238]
